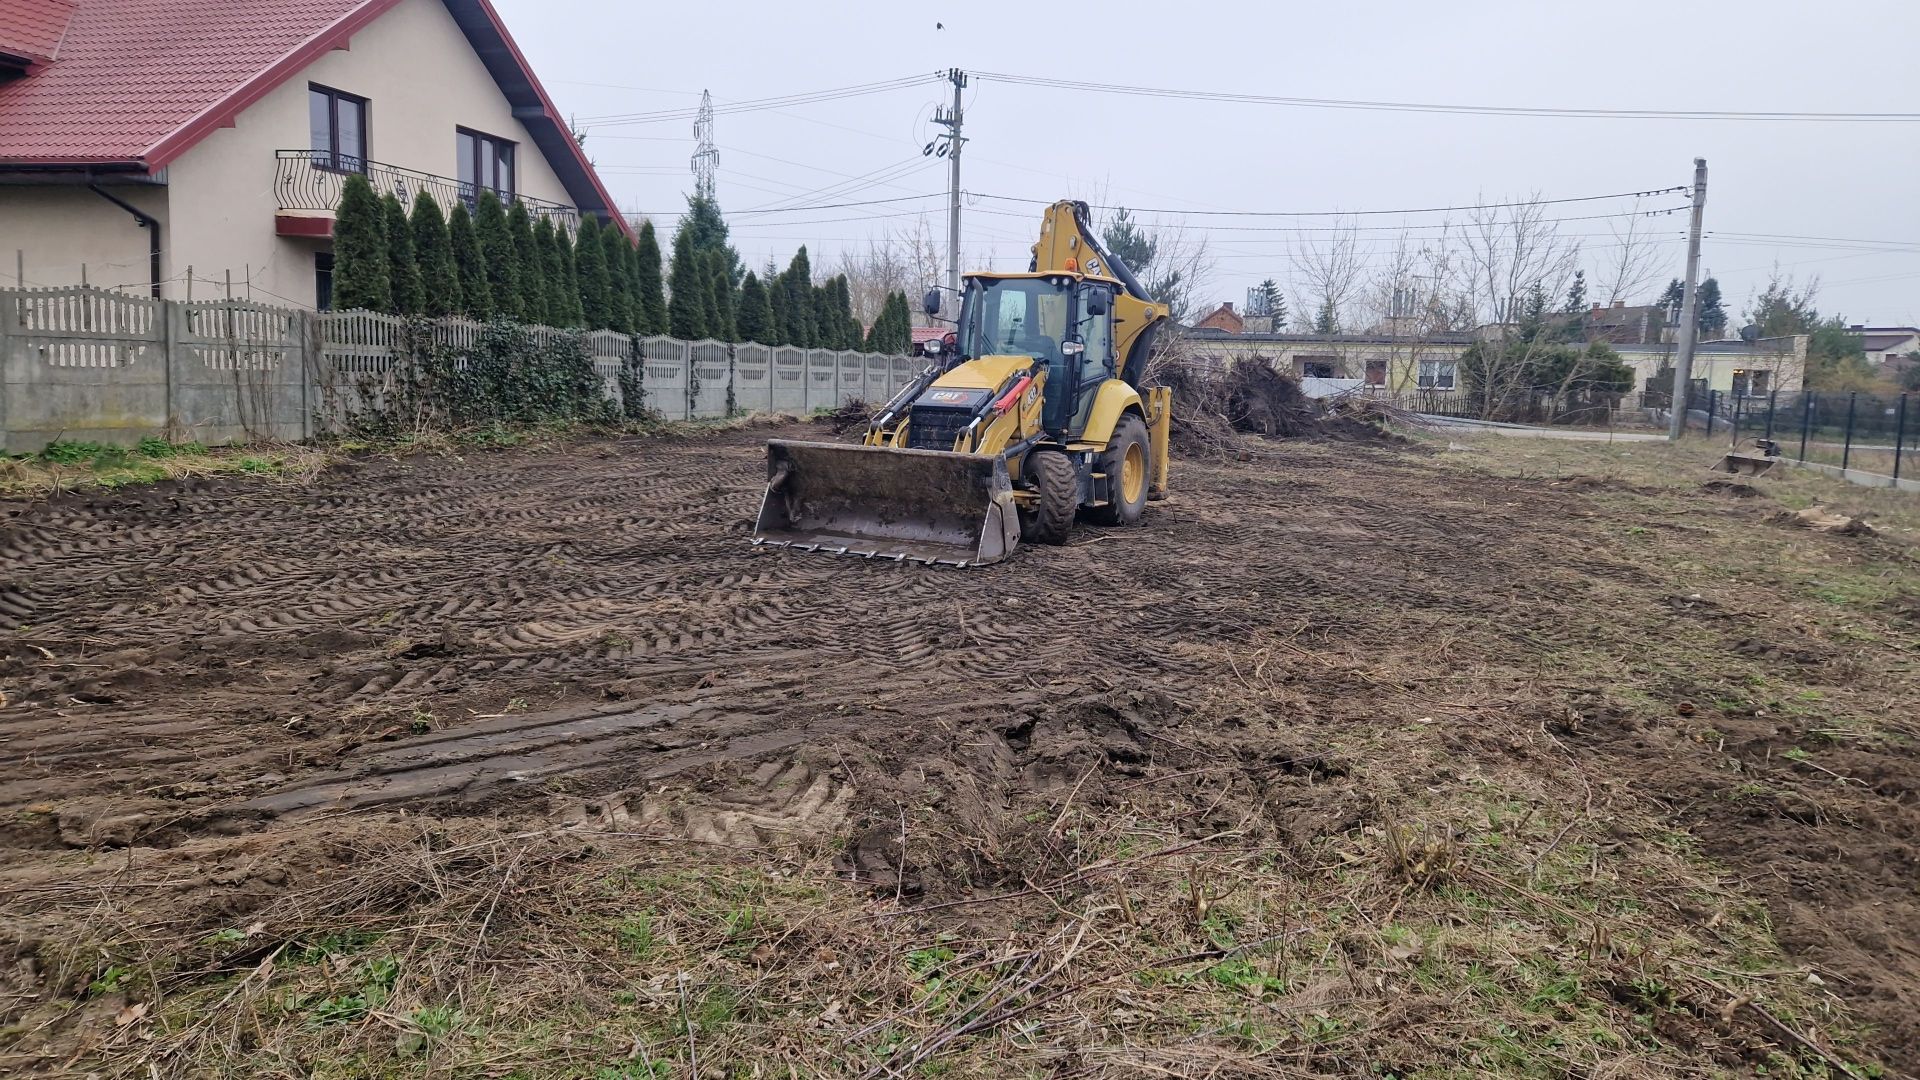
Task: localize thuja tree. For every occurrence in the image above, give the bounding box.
[332,173,390,312]
[474,191,521,320]
[410,190,460,317]
[601,223,634,334]
[633,220,667,336]
[380,193,421,315]
[448,203,492,319]
[736,271,774,344]
[574,215,613,330]
[507,201,544,324]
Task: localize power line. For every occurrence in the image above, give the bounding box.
[577,74,941,127]
[963,201,1692,233]
[970,71,1920,123]
[966,187,1689,218]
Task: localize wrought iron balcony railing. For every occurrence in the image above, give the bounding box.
[274,150,579,231]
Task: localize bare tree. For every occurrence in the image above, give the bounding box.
[1447,194,1585,416]
[1098,206,1214,325]
[1591,199,1672,306]
[828,215,947,327]
[1290,217,1363,333]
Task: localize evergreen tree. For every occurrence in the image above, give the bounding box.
[1562,270,1587,315]
[332,173,391,312]
[812,284,835,352]
[623,241,644,335]
[532,219,565,326]
[560,225,585,327]
[1696,277,1727,338]
[831,276,858,349]
[473,191,521,320]
[707,248,735,341]
[736,271,774,343]
[1657,278,1685,325]
[887,291,913,353]
[1312,299,1338,335]
[666,225,709,339]
[448,202,491,319]
[574,215,612,329]
[680,194,741,283]
[767,269,789,346]
[781,247,814,347]
[633,220,667,335]
[410,190,460,318]
[506,201,543,324]
[601,224,633,334]
[378,193,421,315]
[1254,278,1286,329]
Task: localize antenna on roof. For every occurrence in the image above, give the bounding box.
[691,90,718,200]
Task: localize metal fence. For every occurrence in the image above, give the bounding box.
[0,286,925,453]
[1706,389,1914,480]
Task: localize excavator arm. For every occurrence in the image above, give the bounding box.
[1029,200,1169,386]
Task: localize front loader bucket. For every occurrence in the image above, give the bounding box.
[1713,452,1777,477]
[752,440,1022,567]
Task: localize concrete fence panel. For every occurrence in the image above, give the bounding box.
[770,345,807,414]
[834,351,866,405]
[804,349,837,413]
[176,299,308,444]
[0,287,921,450]
[1,287,168,451]
[585,329,631,410]
[640,336,690,421]
[689,339,732,419]
[733,343,772,415]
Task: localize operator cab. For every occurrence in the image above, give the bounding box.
[954,274,1116,438]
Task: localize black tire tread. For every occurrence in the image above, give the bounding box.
[1092,414,1149,526]
[1026,450,1078,545]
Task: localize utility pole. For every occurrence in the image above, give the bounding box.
[928,69,967,315]
[1668,157,1708,441]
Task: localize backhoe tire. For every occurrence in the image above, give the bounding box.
[1092,414,1150,526]
[1023,449,1078,545]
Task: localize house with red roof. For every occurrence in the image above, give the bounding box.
[0,0,628,308]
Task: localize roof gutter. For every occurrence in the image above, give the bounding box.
[87,181,161,299]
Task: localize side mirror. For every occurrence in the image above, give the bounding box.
[1085,290,1110,317]
[922,288,943,317]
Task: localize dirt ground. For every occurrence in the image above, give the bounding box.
[3,420,1917,1078]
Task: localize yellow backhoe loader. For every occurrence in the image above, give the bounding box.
[752,200,1173,566]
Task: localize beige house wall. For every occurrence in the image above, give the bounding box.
[0,183,169,292]
[4,0,578,307]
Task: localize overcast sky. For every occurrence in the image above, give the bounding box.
[498,0,1920,329]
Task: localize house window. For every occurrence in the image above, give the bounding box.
[1364,359,1387,386]
[458,128,516,201]
[1297,355,1337,379]
[1732,368,1769,397]
[315,252,335,311]
[308,85,367,172]
[1418,358,1457,390]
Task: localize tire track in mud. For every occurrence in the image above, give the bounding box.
[0,428,1533,834]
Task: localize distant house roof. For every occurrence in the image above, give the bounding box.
[1184,326,1477,346]
[0,0,75,64]
[910,325,945,345]
[1193,302,1244,334]
[1860,333,1919,352]
[0,0,629,237]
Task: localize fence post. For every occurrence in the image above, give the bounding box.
[1894,393,1908,481]
[1763,388,1778,442]
[1705,389,1718,435]
[1799,392,1814,461]
[1842,391,1857,471]
[726,342,737,418]
[0,289,10,451]
[163,296,183,438]
[1730,391,1744,441]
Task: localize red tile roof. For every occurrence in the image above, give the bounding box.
[0,0,391,165]
[0,0,630,238]
[0,0,77,63]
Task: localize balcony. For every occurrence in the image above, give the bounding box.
[273,150,579,237]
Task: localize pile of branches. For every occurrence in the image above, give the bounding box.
[1146,343,1403,454]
